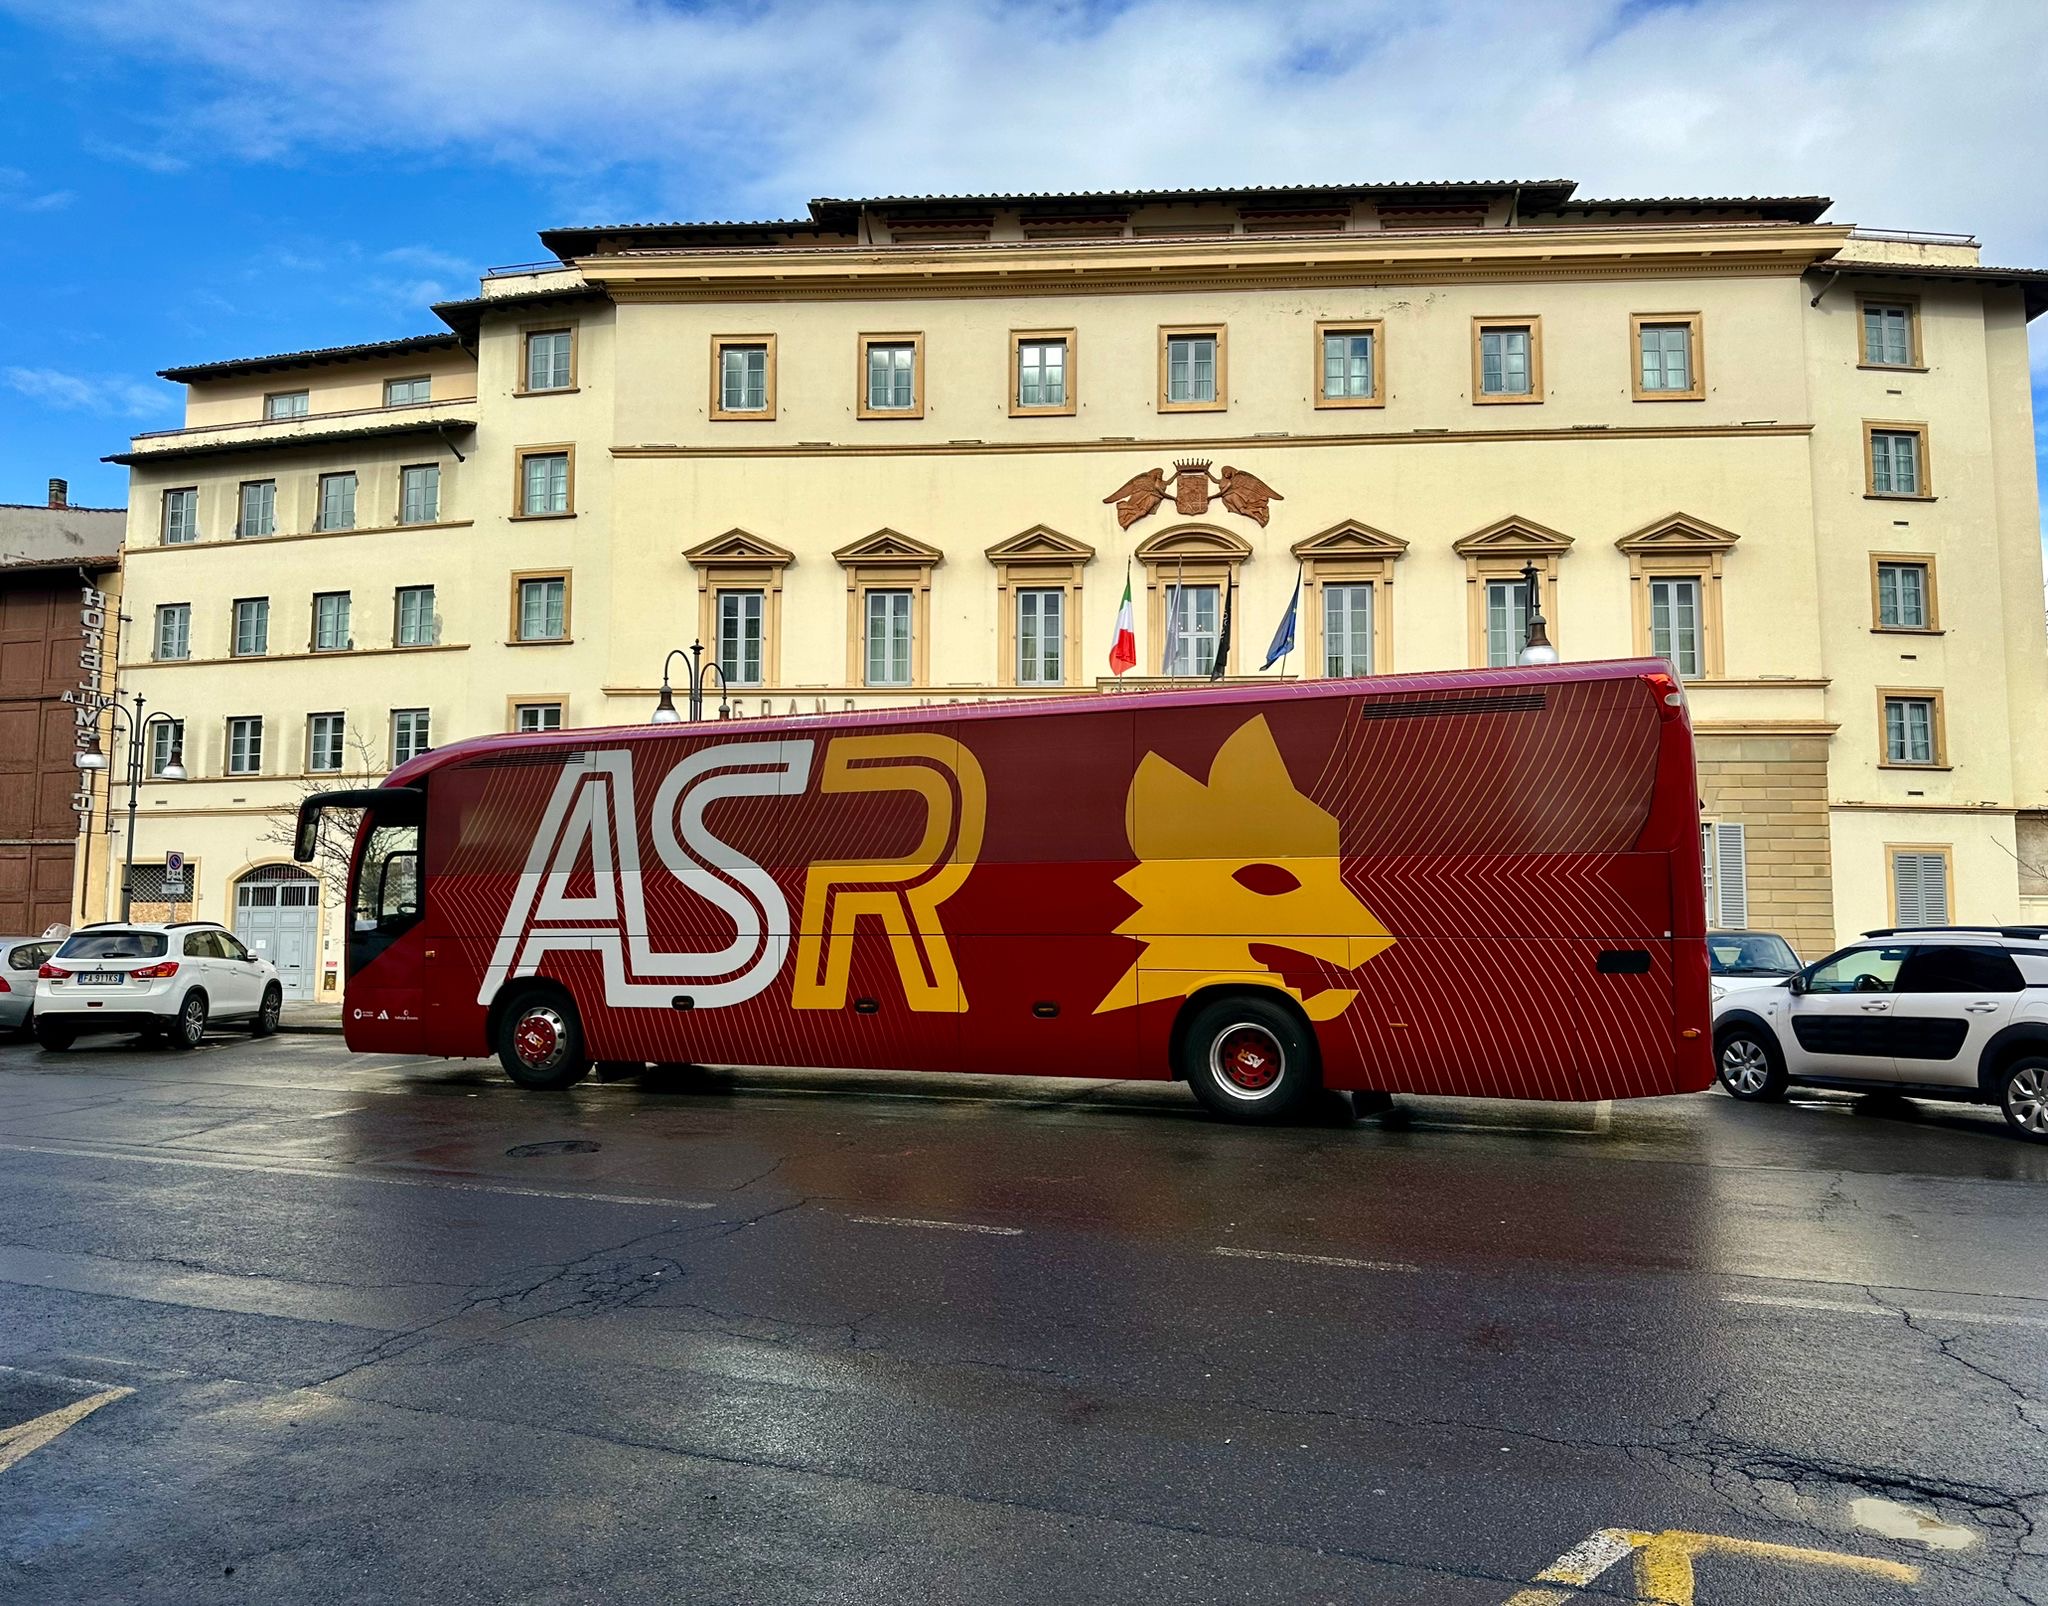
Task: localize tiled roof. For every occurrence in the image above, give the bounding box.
[431,282,609,335]
[104,416,476,467]
[160,332,464,383]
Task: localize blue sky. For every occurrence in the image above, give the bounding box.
[2,0,2044,588]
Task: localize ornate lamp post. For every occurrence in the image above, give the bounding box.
[1518,560,1559,666]
[75,692,185,920]
[649,642,731,724]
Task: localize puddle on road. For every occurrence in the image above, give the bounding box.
[1849,1496,1980,1551]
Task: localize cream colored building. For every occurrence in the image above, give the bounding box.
[104,181,2048,995]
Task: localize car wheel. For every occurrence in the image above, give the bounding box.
[1180,992,1318,1122]
[1998,1056,2048,1143]
[250,985,283,1038]
[33,1018,74,1052]
[1715,1024,1789,1101]
[166,991,208,1051]
[495,989,592,1091]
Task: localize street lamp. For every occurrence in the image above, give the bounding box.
[650,642,731,723]
[75,692,186,919]
[1518,560,1559,666]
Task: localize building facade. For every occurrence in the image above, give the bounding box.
[105,181,2048,988]
[1,481,125,935]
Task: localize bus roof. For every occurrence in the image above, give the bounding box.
[386,657,1681,786]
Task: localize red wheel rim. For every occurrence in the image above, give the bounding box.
[514,1011,561,1069]
[1216,1025,1282,1092]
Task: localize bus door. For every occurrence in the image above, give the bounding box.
[295,786,426,1055]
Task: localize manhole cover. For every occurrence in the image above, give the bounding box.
[505,1140,602,1158]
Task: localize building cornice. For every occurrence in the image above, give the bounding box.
[578,222,1853,305]
[615,421,1814,462]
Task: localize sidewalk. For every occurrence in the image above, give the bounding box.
[280,1001,345,1035]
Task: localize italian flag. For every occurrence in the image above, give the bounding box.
[1108,567,1136,676]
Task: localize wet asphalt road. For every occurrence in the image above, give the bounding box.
[0,1030,2042,1605]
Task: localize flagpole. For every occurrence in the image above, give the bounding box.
[1280,560,1301,679]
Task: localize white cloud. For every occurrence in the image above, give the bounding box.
[1,366,178,418]
[0,164,75,211]
[14,0,2048,269]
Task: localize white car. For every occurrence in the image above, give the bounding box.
[1712,926,2048,1140]
[34,921,283,1051]
[1707,930,1802,1001]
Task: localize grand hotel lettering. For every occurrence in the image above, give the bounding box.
[60,584,114,823]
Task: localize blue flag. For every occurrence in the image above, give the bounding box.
[1261,571,1301,670]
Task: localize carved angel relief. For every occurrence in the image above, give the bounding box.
[1102,459,1282,529]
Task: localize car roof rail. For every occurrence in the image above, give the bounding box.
[1861,924,2048,940]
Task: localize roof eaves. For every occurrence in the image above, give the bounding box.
[103,416,477,467]
[159,331,465,383]
[431,282,609,332]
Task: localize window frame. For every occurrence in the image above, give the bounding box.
[509,570,572,645]
[225,715,264,776]
[306,711,347,775]
[1157,324,1227,413]
[713,586,766,688]
[1877,687,1948,770]
[310,590,352,653]
[509,699,566,734]
[147,718,184,779]
[153,602,191,662]
[1292,520,1405,677]
[1471,317,1543,405]
[1857,295,1923,371]
[394,585,437,648]
[1886,844,1954,927]
[512,444,575,519]
[161,486,198,545]
[1313,320,1385,409]
[1629,312,1704,402]
[855,333,925,420]
[263,390,310,421]
[398,462,441,526]
[390,707,431,766]
[236,479,277,539]
[314,470,357,533]
[1864,421,1932,500]
[517,323,578,395]
[384,375,431,406]
[861,586,916,687]
[1012,586,1067,685]
[230,596,269,658]
[1009,329,1077,417]
[1869,553,1941,634]
[1645,573,1706,680]
[709,334,778,421]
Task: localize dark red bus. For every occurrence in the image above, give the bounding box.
[296,660,1711,1120]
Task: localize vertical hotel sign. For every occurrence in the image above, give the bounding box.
[61,583,113,823]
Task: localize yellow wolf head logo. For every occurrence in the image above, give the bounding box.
[1094,715,1393,1021]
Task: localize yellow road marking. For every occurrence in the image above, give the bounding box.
[1508,1527,1921,1604]
[0,1386,134,1476]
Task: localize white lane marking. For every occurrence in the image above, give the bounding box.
[1505,1527,1638,1604]
[0,1386,134,1476]
[1212,1246,1423,1273]
[0,1141,714,1211]
[1723,1291,2048,1331]
[850,1215,1024,1236]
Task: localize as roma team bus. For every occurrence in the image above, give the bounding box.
[295,660,1712,1122]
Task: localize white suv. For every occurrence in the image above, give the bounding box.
[1712,926,2048,1141]
[35,922,283,1051]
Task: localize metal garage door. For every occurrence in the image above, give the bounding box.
[234,865,320,1001]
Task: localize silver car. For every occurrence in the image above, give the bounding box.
[0,936,60,1035]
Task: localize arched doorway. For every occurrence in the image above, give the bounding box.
[234,863,321,1001]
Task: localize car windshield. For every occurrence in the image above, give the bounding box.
[1708,934,1799,976]
[56,931,169,961]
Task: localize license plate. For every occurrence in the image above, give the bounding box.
[79,971,125,985]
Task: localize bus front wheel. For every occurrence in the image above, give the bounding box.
[1180,992,1319,1123]
[496,988,593,1091]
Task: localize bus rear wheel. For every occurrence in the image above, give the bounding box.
[1181,992,1318,1123]
[496,989,592,1091]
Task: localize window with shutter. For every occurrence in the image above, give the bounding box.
[1710,822,1748,928]
[1892,850,1951,927]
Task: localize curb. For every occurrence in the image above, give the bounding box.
[279,1018,346,1037]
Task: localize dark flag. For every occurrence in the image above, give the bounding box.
[1208,574,1233,681]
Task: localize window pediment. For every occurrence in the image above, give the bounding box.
[1451,516,1573,558]
[1132,523,1253,563]
[833,528,944,568]
[684,528,795,569]
[1614,513,1740,555]
[984,525,1095,564]
[1290,519,1409,561]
